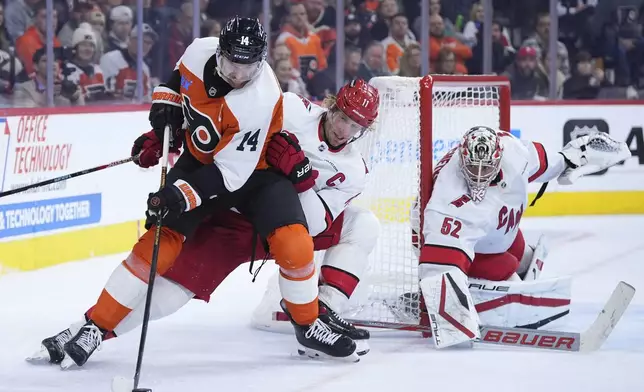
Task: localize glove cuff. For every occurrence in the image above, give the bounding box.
[173,179,202,211]
[152,86,182,107]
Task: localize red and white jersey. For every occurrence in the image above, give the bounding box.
[282,92,367,236]
[64,62,107,101]
[100,49,151,100]
[421,131,565,273]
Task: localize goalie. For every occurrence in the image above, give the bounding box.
[419,126,630,349]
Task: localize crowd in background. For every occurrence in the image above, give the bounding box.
[1,0,643,107]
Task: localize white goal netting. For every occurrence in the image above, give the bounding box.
[252,75,507,332]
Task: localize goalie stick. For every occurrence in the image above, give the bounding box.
[273,281,635,352]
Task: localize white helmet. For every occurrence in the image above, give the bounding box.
[459,126,504,202]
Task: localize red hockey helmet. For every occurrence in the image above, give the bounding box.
[335,79,379,128]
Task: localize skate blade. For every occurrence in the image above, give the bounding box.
[59,355,77,370]
[297,345,360,363]
[25,345,52,363]
[356,339,370,356]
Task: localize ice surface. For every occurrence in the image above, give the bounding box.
[1,216,643,392]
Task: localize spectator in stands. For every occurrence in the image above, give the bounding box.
[87,9,106,61]
[557,0,597,52]
[5,0,39,42]
[381,13,416,74]
[327,13,371,68]
[106,5,133,53]
[563,50,605,99]
[200,19,221,38]
[0,49,25,96]
[101,23,156,101]
[429,14,471,74]
[0,4,12,52]
[503,46,548,100]
[370,0,402,41]
[272,43,291,64]
[522,12,571,77]
[613,23,644,95]
[307,46,361,100]
[538,48,566,98]
[14,49,84,107]
[274,58,309,97]
[64,24,109,102]
[462,2,484,46]
[357,41,390,80]
[305,0,336,29]
[412,0,459,41]
[467,20,512,75]
[276,2,328,82]
[433,48,461,75]
[168,2,195,67]
[58,2,94,47]
[398,41,422,77]
[15,1,61,76]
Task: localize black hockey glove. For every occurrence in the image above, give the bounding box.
[149,85,185,148]
[146,179,203,223]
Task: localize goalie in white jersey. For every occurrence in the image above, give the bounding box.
[419,126,631,349]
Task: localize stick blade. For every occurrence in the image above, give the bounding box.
[111,376,134,392]
[580,281,636,352]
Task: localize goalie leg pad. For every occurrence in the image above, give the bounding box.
[420,268,480,348]
[468,275,571,329]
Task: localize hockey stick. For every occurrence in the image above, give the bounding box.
[111,126,171,392]
[0,154,139,198]
[273,281,635,353]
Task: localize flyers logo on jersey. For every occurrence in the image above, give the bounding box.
[183,95,222,154]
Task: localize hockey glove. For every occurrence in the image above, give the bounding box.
[146,179,202,221]
[266,130,319,193]
[149,85,185,147]
[131,130,182,168]
[558,132,630,185]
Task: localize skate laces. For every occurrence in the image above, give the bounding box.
[76,325,103,353]
[54,329,73,348]
[305,319,342,345]
[325,305,352,329]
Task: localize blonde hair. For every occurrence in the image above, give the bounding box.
[322,94,337,109]
[470,2,483,21]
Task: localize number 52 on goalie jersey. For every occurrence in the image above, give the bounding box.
[176,37,284,192]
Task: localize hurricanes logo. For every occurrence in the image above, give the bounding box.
[182,95,221,153]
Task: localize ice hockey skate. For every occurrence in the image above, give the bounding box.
[319,300,370,356]
[26,320,84,364]
[280,300,359,362]
[60,320,105,369]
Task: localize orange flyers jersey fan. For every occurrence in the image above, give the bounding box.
[276,29,327,80]
[174,37,284,192]
[100,49,151,99]
[282,92,367,236]
[65,62,107,100]
[421,133,565,272]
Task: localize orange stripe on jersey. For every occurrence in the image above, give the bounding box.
[211,103,241,157]
[255,95,284,170]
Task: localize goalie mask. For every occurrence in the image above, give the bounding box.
[459,126,504,202]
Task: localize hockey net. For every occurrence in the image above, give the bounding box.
[251,75,510,333]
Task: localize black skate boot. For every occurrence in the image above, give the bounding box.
[319,300,370,356]
[280,300,359,362]
[27,320,84,364]
[61,320,105,369]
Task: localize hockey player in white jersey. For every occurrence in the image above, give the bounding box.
[419,126,631,349]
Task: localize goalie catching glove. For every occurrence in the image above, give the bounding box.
[558,131,631,185]
[266,130,319,193]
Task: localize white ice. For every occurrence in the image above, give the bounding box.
[1,215,643,392]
